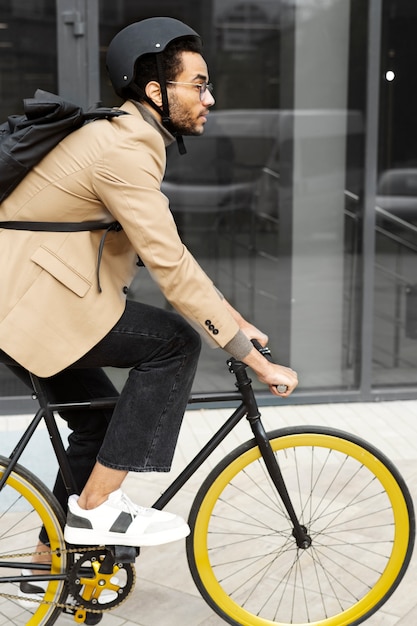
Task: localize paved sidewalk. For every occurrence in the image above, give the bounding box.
[2,399,417,625]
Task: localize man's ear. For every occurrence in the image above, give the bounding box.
[145,81,163,107]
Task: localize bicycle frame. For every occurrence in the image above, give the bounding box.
[0,359,308,546]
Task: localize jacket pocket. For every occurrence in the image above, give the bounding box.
[31,246,92,297]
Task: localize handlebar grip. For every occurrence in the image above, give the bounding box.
[276,384,288,393]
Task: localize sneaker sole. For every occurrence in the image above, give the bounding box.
[64,522,190,547]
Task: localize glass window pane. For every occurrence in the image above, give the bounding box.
[374,1,417,388]
[285,0,366,393]
[0,1,57,120]
[0,0,57,398]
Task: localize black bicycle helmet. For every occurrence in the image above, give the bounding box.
[106,17,201,98]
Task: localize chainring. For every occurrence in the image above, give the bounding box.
[67,549,136,611]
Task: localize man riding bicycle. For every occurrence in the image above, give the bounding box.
[0,17,297,553]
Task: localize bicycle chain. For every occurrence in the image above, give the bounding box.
[0,545,136,615]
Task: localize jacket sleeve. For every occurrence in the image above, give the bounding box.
[92,117,241,350]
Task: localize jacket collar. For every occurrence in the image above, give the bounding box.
[120,100,175,148]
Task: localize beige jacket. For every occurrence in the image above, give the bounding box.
[0,101,240,376]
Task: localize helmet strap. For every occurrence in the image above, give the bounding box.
[155,54,170,127]
[155,55,186,155]
[130,69,187,155]
[175,134,186,155]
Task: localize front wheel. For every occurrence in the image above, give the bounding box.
[186,426,415,626]
[0,455,69,626]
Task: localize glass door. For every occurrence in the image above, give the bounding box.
[373,0,417,389]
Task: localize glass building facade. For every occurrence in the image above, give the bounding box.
[1,0,417,411]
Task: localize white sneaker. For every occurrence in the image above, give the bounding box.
[64,489,190,547]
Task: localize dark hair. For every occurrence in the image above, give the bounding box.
[125,37,202,101]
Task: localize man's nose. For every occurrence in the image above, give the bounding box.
[203,89,215,107]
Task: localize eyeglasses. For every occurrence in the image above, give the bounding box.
[166,81,214,100]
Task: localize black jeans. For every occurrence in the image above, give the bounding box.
[1,300,201,516]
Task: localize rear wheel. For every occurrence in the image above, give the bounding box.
[187,426,415,625]
[0,455,69,625]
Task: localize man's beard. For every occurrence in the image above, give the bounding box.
[168,95,204,136]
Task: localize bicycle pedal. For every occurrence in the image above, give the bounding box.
[71,607,103,625]
[106,544,139,563]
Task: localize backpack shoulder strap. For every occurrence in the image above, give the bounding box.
[0,90,127,204]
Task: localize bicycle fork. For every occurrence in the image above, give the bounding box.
[228,357,312,550]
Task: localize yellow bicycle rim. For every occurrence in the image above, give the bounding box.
[1,468,66,625]
[192,432,411,626]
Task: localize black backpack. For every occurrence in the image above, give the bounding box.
[0,89,125,204]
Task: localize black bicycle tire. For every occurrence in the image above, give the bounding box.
[186,425,415,626]
[0,454,69,626]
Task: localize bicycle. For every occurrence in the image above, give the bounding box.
[0,343,415,626]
